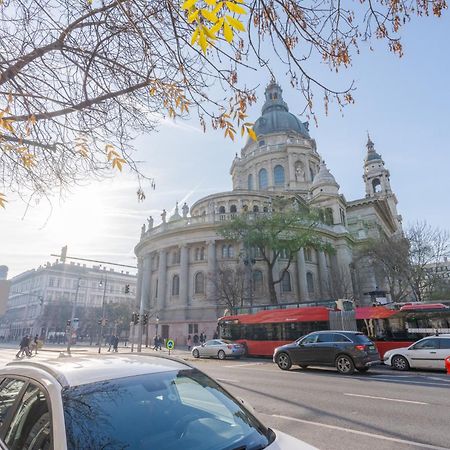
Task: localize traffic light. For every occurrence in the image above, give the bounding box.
[143,314,149,325]
[132,312,140,325]
[125,284,130,294]
[61,245,67,263]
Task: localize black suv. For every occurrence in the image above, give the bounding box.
[273,331,381,375]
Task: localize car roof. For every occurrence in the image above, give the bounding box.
[312,330,363,334]
[4,354,191,388]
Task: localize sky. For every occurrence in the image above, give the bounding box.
[1,13,450,278]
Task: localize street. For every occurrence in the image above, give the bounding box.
[1,345,449,450]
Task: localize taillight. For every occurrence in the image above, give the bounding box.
[355,345,366,351]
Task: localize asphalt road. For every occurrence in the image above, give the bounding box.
[0,346,449,450]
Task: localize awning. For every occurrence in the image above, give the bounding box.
[355,306,397,320]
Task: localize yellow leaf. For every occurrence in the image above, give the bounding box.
[203,25,217,40]
[30,114,37,125]
[226,15,245,31]
[204,0,216,5]
[226,1,246,14]
[247,127,257,141]
[201,8,218,22]
[191,26,200,45]
[223,21,233,42]
[112,157,126,172]
[182,0,197,10]
[210,18,224,35]
[0,193,7,209]
[188,9,199,22]
[150,87,156,95]
[198,30,208,53]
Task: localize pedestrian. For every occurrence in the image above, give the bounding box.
[32,334,39,355]
[153,335,158,350]
[113,335,119,352]
[199,332,204,344]
[108,335,115,352]
[158,335,163,350]
[213,330,218,339]
[187,334,192,351]
[193,334,199,345]
[16,335,31,358]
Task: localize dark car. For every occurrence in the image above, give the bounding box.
[273,331,381,375]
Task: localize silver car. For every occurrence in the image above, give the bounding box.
[192,339,246,360]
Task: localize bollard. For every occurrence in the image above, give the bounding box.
[445,356,450,375]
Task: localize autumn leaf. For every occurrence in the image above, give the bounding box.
[182,0,197,10]
[226,1,246,14]
[0,193,7,209]
[226,15,245,31]
[247,126,257,141]
[223,21,234,42]
[111,157,126,171]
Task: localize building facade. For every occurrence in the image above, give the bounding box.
[134,81,403,345]
[0,260,137,340]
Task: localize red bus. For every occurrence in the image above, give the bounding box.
[218,303,450,358]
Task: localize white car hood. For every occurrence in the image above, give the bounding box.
[266,429,318,449]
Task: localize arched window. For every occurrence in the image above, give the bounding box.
[306,272,314,293]
[253,270,263,294]
[172,275,180,296]
[263,206,268,212]
[281,271,291,292]
[253,205,259,213]
[230,204,237,213]
[228,245,235,258]
[248,174,253,190]
[259,168,268,190]
[372,178,382,193]
[222,245,227,259]
[273,165,285,186]
[325,208,334,225]
[194,272,205,294]
[219,206,226,214]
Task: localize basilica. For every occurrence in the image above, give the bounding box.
[134,81,403,345]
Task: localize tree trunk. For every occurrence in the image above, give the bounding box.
[267,263,278,305]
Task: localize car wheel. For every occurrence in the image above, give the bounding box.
[298,365,308,369]
[335,355,355,375]
[276,352,292,371]
[392,355,410,371]
[218,350,226,360]
[192,349,200,358]
[357,367,369,373]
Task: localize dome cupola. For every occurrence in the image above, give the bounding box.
[311,160,339,195]
[253,81,310,138]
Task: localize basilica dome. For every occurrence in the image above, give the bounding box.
[253,81,310,139]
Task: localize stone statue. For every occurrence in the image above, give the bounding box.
[161,209,167,223]
[147,216,154,229]
[141,223,146,238]
[295,162,305,181]
[182,202,189,218]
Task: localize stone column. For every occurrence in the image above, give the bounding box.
[138,254,151,351]
[179,245,189,307]
[297,248,308,301]
[157,249,167,311]
[135,257,144,312]
[318,251,329,298]
[206,240,216,299]
[335,244,354,298]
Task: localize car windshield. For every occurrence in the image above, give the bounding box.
[62,368,274,450]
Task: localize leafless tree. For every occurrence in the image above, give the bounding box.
[0,0,446,204]
[209,263,249,312]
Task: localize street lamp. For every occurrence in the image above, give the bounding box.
[155,315,159,339]
[66,277,82,354]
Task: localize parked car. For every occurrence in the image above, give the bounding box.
[384,334,450,371]
[0,354,316,449]
[192,339,246,360]
[273,330,381,375]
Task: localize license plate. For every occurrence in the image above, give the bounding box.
[368,345,376,351]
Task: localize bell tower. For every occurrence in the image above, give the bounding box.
[363,135,392,197]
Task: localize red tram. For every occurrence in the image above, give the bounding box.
[218,303,450,358]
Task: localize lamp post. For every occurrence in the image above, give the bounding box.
[98,276,107,354]
[155,315,159,341]
[66,277,82,355]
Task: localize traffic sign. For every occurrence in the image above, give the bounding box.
[166,339,174,350]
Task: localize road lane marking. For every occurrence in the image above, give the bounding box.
[269,414,449,450]
[343,393,429,405]
[352,376,450,387]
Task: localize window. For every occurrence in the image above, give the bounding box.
[230,204,237,213]
[0,378,25,428]
[372,178,382,193]
[273,165,285,186]
[49,278,54,287]
[253,270,263,294]
[412,338,440,350]
[305,248,313,262]
[172,250,180,265]
[316,333,335,343]
[194,272,205,294]
[309,167,315,181]
[259,168,268,189]
[300,334,318,344]
[248,174,253,190]
[306,272,314,293]
[219,206,226,214]
[5,383,51,450]
[221,245,228,259]
[325,208,333,225]
[333,334,352,343]
[281,271,291,292]
[253,205,259,213]
[439,339,450,349]
[172,275,180,296]
[228,245,235,258]
[188,323,199,334]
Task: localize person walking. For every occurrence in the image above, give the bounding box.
[193,334,199,345]
[157,335,163,350]
[32,334,39,355]
[187,335,192,351]
[16,335,31,358]
[153,335,158,350]
[113,335,119,352]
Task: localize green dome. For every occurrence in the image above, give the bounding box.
[253,81,310,139]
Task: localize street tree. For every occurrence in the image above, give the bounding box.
[210,264,248,313]
[0,0,446,207]
[218,198,331,304]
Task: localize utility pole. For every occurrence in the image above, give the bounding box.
[66,277,81,354]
